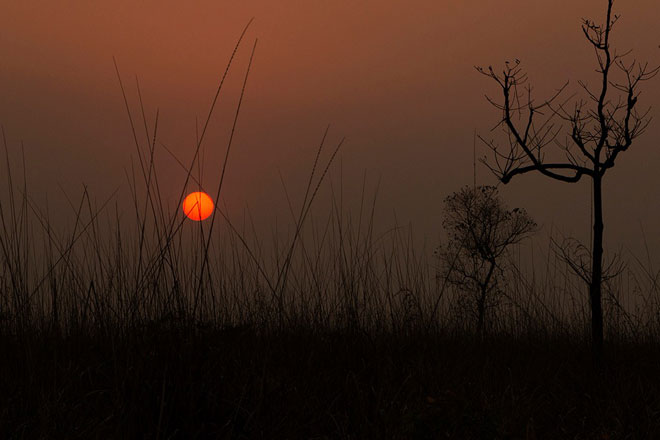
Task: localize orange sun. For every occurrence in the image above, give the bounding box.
[182,191,214,221]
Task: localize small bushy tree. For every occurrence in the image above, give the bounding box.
[436,186,536,336]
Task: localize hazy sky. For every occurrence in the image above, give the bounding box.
[1,0,660,258]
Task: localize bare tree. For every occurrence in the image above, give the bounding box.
[476,0,658,360]
[436,186,536,337]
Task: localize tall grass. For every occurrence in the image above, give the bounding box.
[3,117,660,342]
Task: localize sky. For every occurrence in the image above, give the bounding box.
[1,0,660,260]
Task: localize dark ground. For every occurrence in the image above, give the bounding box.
[2,325,659,439]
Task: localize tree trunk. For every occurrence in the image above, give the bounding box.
[477,292,485,338]
[477,259,497,339]
[590,175,604,363]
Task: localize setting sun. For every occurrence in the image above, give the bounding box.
[182,191,214,221]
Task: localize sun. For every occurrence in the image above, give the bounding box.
[182,191,214,221]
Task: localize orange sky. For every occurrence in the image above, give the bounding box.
[1,0,660,256]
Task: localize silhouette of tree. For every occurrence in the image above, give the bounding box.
[436,186,536,337]
[476,0,658,361]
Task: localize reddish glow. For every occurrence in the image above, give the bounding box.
[182,191,214,221]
